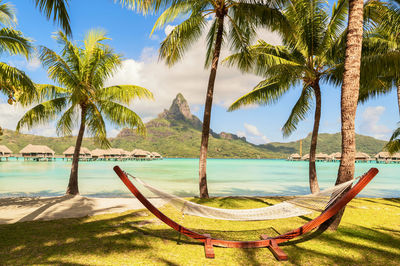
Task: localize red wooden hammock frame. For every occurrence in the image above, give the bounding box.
[114,166,378,261]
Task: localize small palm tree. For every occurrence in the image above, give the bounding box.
[0,1,36,105]
[386,123,400,153]
[227,0,348,193]
[146,0,285,198]
[17,30,153,195]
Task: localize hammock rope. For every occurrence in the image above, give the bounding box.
[125,171,359,221]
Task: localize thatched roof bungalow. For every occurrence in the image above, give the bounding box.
[374,152,390,160]
[20,144,55,158]
[302,154,309,161]
[151,152,162,159]
[391,153,400,162]
[330,152,342,160]
[131,149,149,158]
[355,152,370,161]
[316,153,330,161]
[63,146,92,158]
[288,153,301,160]
[0,145,12,157]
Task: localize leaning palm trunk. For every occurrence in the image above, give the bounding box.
[66,107,86,195]
[324,0,364,230]
[397,81,400,115]
[199,14,225,199]
[309,83,322,194]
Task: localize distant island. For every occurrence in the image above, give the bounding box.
[0,93,388,159]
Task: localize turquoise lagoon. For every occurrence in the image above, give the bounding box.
[0,159,398,198]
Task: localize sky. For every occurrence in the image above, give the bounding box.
[0,0,398,144]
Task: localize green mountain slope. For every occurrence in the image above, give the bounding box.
[0,93,387,158]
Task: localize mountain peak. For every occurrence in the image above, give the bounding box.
[168,93,193,120]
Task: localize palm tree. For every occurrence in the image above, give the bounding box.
[324,0,366,230]
[226,0,348,193]
[0,1,36,105]
[16,30,153,195]
[147,0,285,198]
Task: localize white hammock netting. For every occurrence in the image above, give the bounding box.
[126,172,360,221]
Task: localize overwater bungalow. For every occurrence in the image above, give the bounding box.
[151,152,163,159]
[288,153,301,161]
[20,144,55,161]
[355,152,371,162]
[391,153,400,163]
[315,153,330,161]
[91,149,106,160]
[0,145,12,161]
[131,149,150,160]
[62,146,92,160]
[329,152,342,162]
[301,154,309,161]
[375,152,391,163]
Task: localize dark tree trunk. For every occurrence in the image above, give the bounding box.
[66,106,87,195]
[198,14,225,199]
[397,81,400,115]
[322,0,364,231]
[309,82,321,194]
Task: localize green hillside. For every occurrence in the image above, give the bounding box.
[0,94,388,158]
[261,133,387,156]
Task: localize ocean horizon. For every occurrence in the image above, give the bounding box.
[0,158,398,198]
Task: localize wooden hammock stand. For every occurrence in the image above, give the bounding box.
[113,166,378,261]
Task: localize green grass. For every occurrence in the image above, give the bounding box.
[0,197,399,265]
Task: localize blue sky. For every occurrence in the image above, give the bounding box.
[0,0,398,144]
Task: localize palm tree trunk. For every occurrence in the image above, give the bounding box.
[323,0,364,231]
[66,106,87,195]
[309,82,321,194]
[397,81,400,115]
[199,14,225,199]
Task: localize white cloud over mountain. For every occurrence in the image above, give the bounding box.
[359,106,392,140]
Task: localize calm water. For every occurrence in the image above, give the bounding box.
[0,159,398,198]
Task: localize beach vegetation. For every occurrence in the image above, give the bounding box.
[147,0,286,198]
[0,1,36,107]
[16,29,153,195]
[226,0,349,193]
[0,197,398,265]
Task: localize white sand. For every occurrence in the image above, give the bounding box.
[0,195,165,224]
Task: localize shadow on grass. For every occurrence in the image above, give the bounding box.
[0,199,399,265]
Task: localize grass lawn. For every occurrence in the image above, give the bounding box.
[0,197,399,265]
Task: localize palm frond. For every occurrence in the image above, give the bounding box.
[228,78,290,111]
[99,85,153,105]
[56,104,78,136]
[85,103,110,148]
[98,100,146,136]
[34,0,71,36]
[0,28,33,58]
[386,124,400,154]
[282,85,314,137]
[16,97,68,131]
[159,13,207,66]
[0,1,16,27]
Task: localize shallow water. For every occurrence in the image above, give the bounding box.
[0,158,398,198]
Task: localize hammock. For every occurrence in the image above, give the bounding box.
[114,166,378,261]
[125,171,359,221]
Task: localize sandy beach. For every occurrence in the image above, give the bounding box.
[0,195,165,224]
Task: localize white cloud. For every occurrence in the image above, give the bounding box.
[164,25,176,36]
[240,123,270,144]
[359,106,392,140]
[105,23,282,123]
[27,56,41,71]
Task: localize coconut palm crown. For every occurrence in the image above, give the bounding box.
[147,0,286,198]
[0,1,36,105]
[16,30,153,195]
[226,0,350,193]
